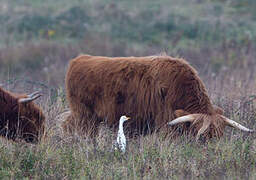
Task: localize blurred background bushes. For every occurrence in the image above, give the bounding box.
[0,0,255,86]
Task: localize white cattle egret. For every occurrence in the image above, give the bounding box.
[113,115,131,153]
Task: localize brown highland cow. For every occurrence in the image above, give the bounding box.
[0,86,45,143]
[63,54,253,140]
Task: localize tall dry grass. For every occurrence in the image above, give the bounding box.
[0,64,256,179]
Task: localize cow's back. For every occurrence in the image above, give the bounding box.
[65,55,213,136]
[66,55,159,130]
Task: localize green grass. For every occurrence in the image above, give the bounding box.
[0,79,256,179]
[1,123,255,179]
[1,0,256,47]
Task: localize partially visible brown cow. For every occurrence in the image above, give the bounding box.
[62,54,253,140]
[0,86,45,143]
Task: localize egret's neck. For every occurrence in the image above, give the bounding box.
[118,120,125,133]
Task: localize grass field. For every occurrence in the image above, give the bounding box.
[0,0,256,179]
[0,86,256,179]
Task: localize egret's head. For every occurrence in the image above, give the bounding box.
[120,115,131,123]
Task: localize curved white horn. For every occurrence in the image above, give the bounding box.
[28,91,41,98]
[222,115,253,132]
[19,94,42,103]
[168,115,195,126]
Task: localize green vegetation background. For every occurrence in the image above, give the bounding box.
[0,0,255,84]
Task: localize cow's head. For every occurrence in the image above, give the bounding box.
[168,106,253,141]
[17,91,45,143]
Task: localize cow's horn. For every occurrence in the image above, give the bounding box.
[28,91,41,98]
[222,115,253,132]
[168,115,195,126]
[19,92,42,103]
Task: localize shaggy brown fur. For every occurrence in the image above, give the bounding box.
[63,55,232,139]
[0,87,45,143]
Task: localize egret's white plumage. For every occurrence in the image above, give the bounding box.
[113,115,130,153]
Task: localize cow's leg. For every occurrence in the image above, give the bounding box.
[77,114,101,138]
[61,113,101,138]
[61,114,76,136]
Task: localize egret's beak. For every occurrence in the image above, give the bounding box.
[126,117,131,120]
